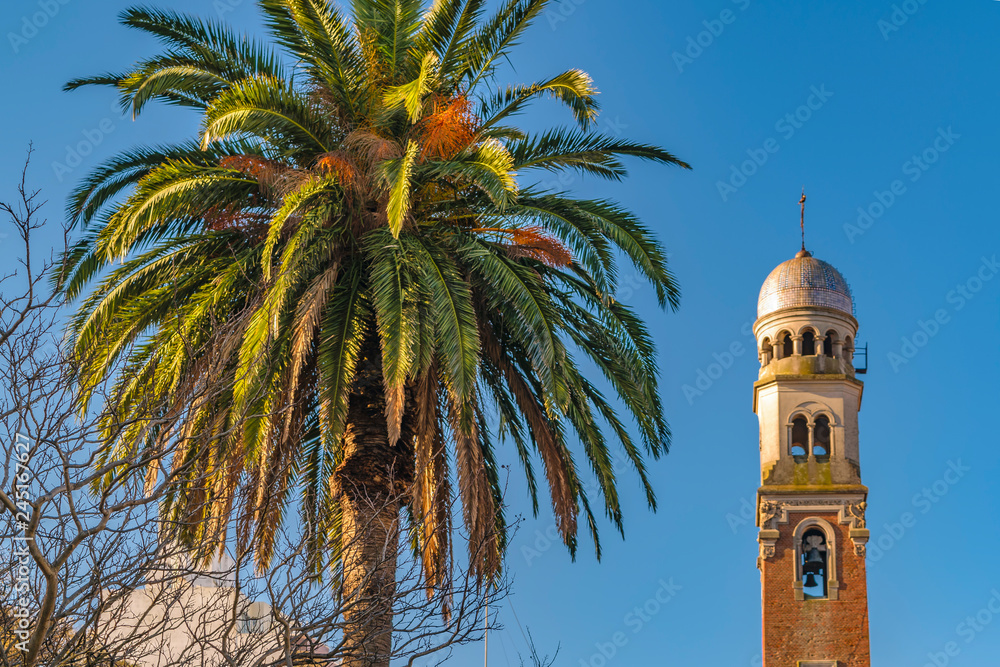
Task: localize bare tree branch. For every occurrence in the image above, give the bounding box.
[0,152,511,667]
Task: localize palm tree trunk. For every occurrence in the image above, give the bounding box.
[337,338,414,667]
[339,484,400,667]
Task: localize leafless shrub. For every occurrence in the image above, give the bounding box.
[0,150,509,667]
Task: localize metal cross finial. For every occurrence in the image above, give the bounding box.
[799,188,807,252]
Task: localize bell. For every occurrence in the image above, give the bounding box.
[804,573,819,588]
[802,548,824,575]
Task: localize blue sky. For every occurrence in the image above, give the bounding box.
[2,0,999,665]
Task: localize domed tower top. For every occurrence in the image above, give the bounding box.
[757,249,854,319]
[753,247,859,379]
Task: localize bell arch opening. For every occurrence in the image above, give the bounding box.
[813,415,831,459]
[790,517,841,601]
[791,417,809,459]
[800,528,829,600]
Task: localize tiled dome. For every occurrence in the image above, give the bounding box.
[757,250,853,318]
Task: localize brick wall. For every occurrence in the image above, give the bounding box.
[762,512,871,667]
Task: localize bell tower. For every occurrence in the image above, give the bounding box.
[753,238,872,666]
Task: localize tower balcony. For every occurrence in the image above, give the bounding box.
[759,353,858,379]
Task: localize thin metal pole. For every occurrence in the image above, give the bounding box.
[799,188,807,251]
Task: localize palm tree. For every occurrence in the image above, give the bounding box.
[58,2,688,665]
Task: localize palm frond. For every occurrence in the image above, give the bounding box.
[480,69,599,130]
[202,75,335,153]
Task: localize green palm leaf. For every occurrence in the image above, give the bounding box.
[61,2,688,657]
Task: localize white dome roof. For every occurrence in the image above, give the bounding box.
[757,250,853,319]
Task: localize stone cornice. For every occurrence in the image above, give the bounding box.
[758,484,869,496]
[753,305,859,333]
[756,494,871,563]
[752,374,865,413]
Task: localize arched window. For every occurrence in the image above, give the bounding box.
[823,330,836,357]
[791,417,808,458]
[800,528,828,599]
[760,338,773,366]
[813,416,831,458]
[801,330,816,356]
[781,332,793,359]
[793,518,840,601]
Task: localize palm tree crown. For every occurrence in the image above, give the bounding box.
[59,0,688,599]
